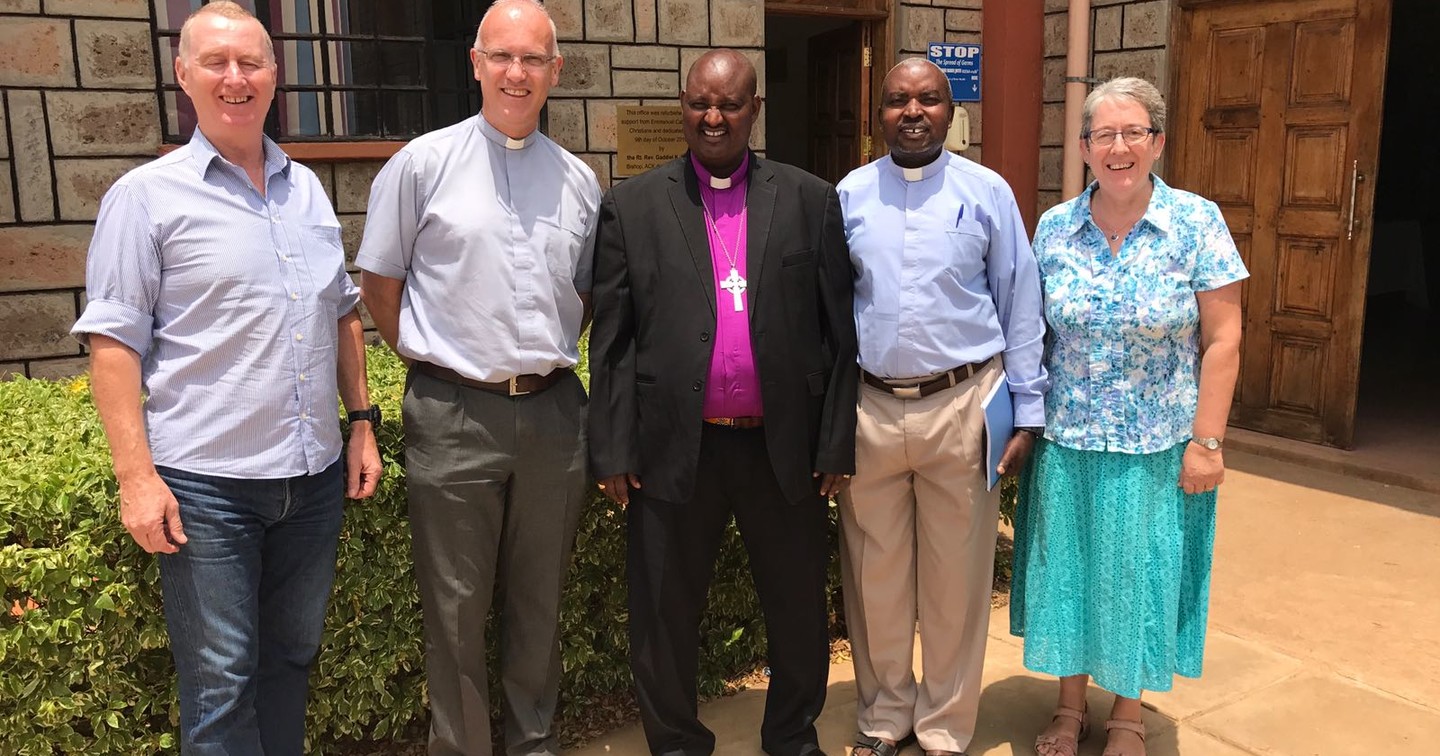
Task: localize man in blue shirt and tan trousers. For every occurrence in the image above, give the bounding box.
[836,59,1048,756]
[73,2,383,753]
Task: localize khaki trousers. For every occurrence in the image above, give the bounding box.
[838,359,1003,753]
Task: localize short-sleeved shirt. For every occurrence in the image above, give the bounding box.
[355,115,601,382]
[71,130,360,478]
[1033,176,1249,454]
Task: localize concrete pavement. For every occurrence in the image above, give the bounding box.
[568,451,1440,755]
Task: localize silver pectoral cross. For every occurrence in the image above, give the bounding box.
[720,267,747,312]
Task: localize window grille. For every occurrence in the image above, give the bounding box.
[153,0,491,142]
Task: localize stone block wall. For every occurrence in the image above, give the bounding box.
[0,0,772,377]
[898,0,984,164]
[544,0,766,187]
[1039,0,1171,217]
[3,0,1014,377]
[1,1,158,378]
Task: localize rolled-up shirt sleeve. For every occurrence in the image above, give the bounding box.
[71,181,161,356]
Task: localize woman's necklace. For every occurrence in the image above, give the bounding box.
[1097,221,1131,242]
[1092,204,1145,243]
[1092,187,1151,244]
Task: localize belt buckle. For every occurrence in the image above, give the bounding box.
[892,385,922,400]
[508,376,530,397]
[710,417,735,426]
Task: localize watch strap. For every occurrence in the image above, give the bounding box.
[347,406,381,424]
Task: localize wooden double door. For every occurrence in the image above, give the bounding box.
[1172,0,1392,447]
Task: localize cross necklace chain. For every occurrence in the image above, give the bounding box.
[701,197,747,312]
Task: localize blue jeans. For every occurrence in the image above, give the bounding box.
[157,459,344,755]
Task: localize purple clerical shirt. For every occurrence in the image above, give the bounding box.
[693,153,763,418]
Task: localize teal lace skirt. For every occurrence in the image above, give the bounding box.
[1009,439,1216,698]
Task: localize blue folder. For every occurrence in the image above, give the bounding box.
[981,372,1012,492]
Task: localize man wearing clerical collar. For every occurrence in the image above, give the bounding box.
[834,59,1048,756]
[355,1,600,753]
[589,49,857,756]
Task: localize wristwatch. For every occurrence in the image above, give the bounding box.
[1190,436,1223,451]
[347,406,382,425]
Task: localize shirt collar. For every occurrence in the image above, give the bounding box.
[690,151,751,190]
[477,114,533,150]
[188,128,291,180]
[880,151,948,183]
[1062,173,1176,238]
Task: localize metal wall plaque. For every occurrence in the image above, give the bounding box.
[616,105,686,177]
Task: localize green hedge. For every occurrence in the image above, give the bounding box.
[0,346,1016,754]
[0,346,789,754]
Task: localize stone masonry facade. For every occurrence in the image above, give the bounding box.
[542,0,766,188]
[0,0,772,378]
[1,0,1012,378]
[1039,0,1172,218]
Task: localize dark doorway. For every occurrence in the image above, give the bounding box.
[1356,0,1440,475]
[764,15,863,183]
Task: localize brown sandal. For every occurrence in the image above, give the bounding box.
[1102,719,1146,756]
[1034,705,1090,756]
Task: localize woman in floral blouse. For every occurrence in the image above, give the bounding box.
[1009,77,1248,756]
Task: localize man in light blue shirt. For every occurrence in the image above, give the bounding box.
[71,2,382,752]
[355,2,599,753]
[835,59,1047,756]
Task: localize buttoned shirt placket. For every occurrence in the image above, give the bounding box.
[240,154,327,473]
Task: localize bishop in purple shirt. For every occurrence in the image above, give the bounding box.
[589,49,858,756]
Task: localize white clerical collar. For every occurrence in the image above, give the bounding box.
[477,115,533,151]
[891,152,947,182]
[690,152,750,191]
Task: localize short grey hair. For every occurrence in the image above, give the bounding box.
[474,0,560,57]
[1081,76,1166,135]
[177,0,275,66]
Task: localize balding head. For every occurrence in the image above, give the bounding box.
[881,58,951,103]
[878,57,953,168]
[680,49,762,177]
[470,0,562,139]
[475,0,558,57]
[685,49,758,99]
[177,0,273,65]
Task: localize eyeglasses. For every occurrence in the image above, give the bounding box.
[476,49,555,71]
[1083,126,1160,147]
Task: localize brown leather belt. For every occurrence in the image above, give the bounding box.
[704,416,764,429]
[861,359,990,400]
[415,361,569,396]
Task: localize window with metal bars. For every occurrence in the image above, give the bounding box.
[154,0,492,142]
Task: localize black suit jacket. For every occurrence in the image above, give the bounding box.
[588,153,857,505]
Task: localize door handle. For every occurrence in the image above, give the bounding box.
[1347,160,1364,241]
